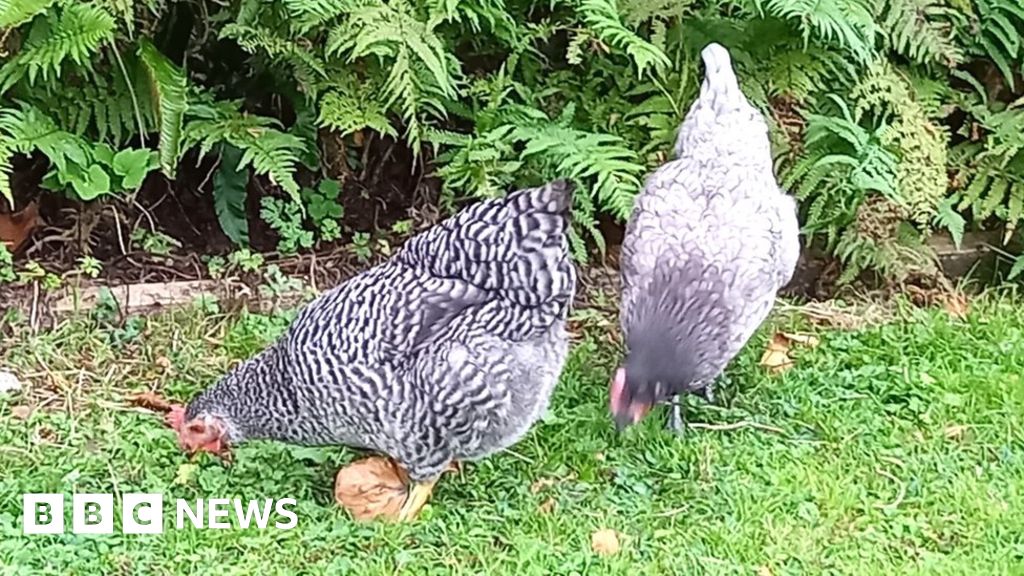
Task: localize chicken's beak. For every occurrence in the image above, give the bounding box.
[609,367,652,431]
[612,401,652,431]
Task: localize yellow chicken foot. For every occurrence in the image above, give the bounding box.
[397,479,438,522]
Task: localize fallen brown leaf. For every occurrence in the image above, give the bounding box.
[759,333,794,373]
[10,405,32,420]
[760,332,820,373]
[0,201,42,253]
[758,566,774,576]
[591,528,620,556]
[334,457,410,522]
[129,391,176,413]
[538,498,556,515]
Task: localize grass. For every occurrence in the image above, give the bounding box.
[0,294,1023,575]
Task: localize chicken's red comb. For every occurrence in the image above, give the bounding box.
[165,404,186,431]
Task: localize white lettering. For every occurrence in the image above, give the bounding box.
[233,499,273,529]
[123,493,163,534]
[22,494,64,534]
[207,498,230,529]
[176,499,203,529]
[72,494,113,534]
[274,498,298,530]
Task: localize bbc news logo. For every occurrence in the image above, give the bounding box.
[22,494,298,534]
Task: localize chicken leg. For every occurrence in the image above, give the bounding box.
[665,375,725,433]
[395,461,460,521]
[397,479,438,521]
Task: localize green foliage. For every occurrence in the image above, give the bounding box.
[137,39,187,177]
[1,0,1023,280]
[971,0,1024,90]
[213,145,251,247]
[950,83,1024,233]
[302,179,344,242]
[578,0,671,77]
[0,3,116,92]
[259,196,315,254]
[183,100,306,203]
[0,244,15,282]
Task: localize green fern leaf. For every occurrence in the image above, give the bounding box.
[933,197,965,248]
[757,0,876,61]
[578,0,670,77]
[318,89,397,138]
[213,144,251,247]
[0,3,116,92]
[879,0,963,67]
[137,39,187,177]
[0,0,58,28]
[1009,253,1024,281]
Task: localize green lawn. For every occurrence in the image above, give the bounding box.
[1,295,1023,575]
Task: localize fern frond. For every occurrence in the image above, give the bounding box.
[757,0,876,61]
[951,85,1024,228]
[182,100,306,202]
[853,62,948,225]
[317,88,396,138]
[430,125,519,198]
[220,22,329,90]
[511,123,645,220]
[0,3,116,92]
[0,102,109,201]
[138,39,187,177]
[327,0,458,99]
[879,0,964,67]
[47,64,155,145]
[280,0,363,32]
[0,0,58,28]
[974,0,1024,90]
[578,0,671,78]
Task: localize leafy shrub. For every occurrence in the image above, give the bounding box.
[0,0,1022,281]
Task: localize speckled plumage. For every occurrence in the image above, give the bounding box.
[185,180,577,483]
[617,43,800,420]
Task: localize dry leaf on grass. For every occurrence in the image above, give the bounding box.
[758,566,774,576]
[128,391,177,413]
[759,332,820,374]
[538,498,556,515]
[334,456,411,522]
[590,528,620,556]
[10,405,32,420]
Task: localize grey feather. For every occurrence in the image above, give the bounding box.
[185,179,577,483]
[619,42,801,407]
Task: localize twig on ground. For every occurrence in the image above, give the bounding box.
[686,421,786,435]
[874,467,907,510]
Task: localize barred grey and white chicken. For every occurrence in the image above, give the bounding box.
[610,42,800,432]
[168,180,577,520]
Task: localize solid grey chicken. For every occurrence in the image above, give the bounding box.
[168,180,577,520]
[610,42,800,432]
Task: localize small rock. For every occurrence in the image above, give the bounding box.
[10,405,32,420]
[0,371,23,395]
